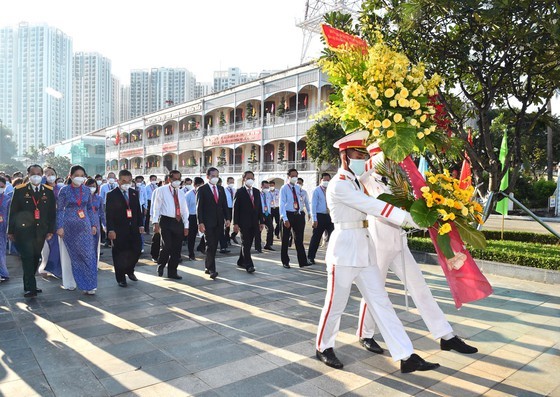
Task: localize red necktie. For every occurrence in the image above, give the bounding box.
[173,189,181,221]
[291,185,299,211]
[248,188,254,207]
[212,185,219,203]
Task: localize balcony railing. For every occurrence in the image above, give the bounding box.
[121,140,144,149]
[145,167,165,175]
[164,134,176,142]
[178,166,201,175]
[199,161,322,174]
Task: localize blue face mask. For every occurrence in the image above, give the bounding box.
[348,158,366,176]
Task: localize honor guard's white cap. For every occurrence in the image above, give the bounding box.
[333,130,369,153]
[366,142,382,156]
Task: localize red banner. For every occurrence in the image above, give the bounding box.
[120,148,144,158]
[203,129,262,147]
[321,24,368,54]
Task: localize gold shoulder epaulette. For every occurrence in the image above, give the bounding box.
[15,183,27,190]
[43,184,53,190]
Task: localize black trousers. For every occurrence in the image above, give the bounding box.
[158,216,185,277]
[112,230,141,283]
[187,214,204,256]
[145,200,151,232]
[16,231,45,292]
[224,208,237,241]
[204,222,223,273]
[281,211,307,266]
[238,224,257,269]
[150,232,161,261]
[255,214,274,249]
[271,207,280,236]
[307,213,334,260]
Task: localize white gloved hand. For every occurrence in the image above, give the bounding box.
[402,212,425,230]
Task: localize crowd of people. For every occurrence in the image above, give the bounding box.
[0,164,335,295]
[0,146,479,374]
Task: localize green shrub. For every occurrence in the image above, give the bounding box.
[514,178,556,208]
[408,237,560,270]
[408,229,560,245]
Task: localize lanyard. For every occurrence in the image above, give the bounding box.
[72,185,83,207]
[31,188,40,210]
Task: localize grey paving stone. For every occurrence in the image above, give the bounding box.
[45,366,108,397]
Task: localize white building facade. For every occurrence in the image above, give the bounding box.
[104,63,335,190]
[72,52,113,137]
[0,23,72,155]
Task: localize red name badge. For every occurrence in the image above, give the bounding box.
[34,210,40,220]
[0,215,4,223]
[126,209,132,219]
[77,209,86,219]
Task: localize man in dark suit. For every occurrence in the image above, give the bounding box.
[196,167,230,280]
[233,171,265,273]
[8,164,56,297]
[106,169,144,287]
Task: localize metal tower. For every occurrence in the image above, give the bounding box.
[296,0,362,63]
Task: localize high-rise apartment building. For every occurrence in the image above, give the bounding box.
[195,82,213,99]
[0,23,72,155]
[72,52,112,137]
[120,85,130,123]
[111,75,120,125]
[130,70,149,118]
[212,67,277,92]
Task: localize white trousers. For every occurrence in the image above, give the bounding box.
[38,240,50,274]
[357,244,453,340]
[316,264,414,361]
[59,237,77,290]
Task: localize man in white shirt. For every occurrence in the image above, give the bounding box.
[151,170,189,280]
[224,177,238,245]
[100,171,118,247]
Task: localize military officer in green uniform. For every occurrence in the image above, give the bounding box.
[8,164,56,298]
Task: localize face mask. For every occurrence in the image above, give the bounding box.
[89,187,97,194]
[321,181,329,188]
[289,177,298,185]
[245,179,254,187]
[0,188,5,194]
[151,180,157,185]
[72,177,86,186]
[121,183,132,191]
[47,175,57,183]
[57,182,65,187]
[96,180,102,186]
[348,158,366,176]
[228,183,235,189]
[209,177,219,185]
[262,188,270,193]
[269,187,275,191]
[185,185,193,191]
[29,175,43,185]
[171,180,181,188]
[108,178,116,184]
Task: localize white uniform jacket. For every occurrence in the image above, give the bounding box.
[359,169,402,252]
[326,168,406,268]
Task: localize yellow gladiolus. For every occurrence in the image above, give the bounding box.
[386,130,395,138]
[393,113,403,123]
[384,88,395,98]
[438,223,452,235]
[382,119,392,128]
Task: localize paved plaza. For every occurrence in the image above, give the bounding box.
[0,238,559,397]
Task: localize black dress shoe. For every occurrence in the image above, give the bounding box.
[127,273,138,281]
[24,291,37,298]
[157,264,165,276]
[209,271,218,280]
[283,263,290,269]
[168,274,182,280]
[157,271,163,277]
[308,259,315,265]
[118,281,128,288]
[255,249,263,253]
[197,246,206,254]
[219,249,230,254]
[359,337,384,354]
[247,266,255,274]
[316,348,343,369]
[205,269,210,274]
[441,336,478,354]
[299,262,313,268]
[263,246,275,251]
[189,255,196,261]
[151,257,159,263]
[400,353,440,373]
[237,263,246,269]
[35,289,43,293]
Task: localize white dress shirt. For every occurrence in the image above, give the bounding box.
[151,185,189,227]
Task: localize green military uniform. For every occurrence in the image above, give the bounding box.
[8,183,56,293]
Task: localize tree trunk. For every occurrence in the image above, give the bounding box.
[547,98,554,181]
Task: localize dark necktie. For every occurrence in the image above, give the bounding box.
[291,185,299,211]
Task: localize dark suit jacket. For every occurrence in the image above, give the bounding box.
[196,183,230,228]
[8,183,56,238]
[233,187,264,229]
[105,187,143,238]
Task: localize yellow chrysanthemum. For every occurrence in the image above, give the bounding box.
[374,99,383,107]
[384,88,395,98]
[417,132,425,139]
[410,119,418,126]
[400,88,409,98]
[373,119,382,128]
[393,113,403,123]
[420,186,430,193]
[372,129,380,136]
[461,207,469,216]
[390,100,398,107]
[386,130,395,138]
[420,114,427,123]
[382,119,392,128]
[438,223,452,235]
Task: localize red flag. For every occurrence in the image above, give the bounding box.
[400,156,493,308]
[115,130,121,145]
[459,130,473,189]
[321,24,368,54]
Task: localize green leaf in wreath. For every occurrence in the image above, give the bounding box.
[341,119,360,132]
[377,193,414,211]
[409,199,439,227]
[436,232,455,259]
[379,125,417,162]
[454,218,487,249]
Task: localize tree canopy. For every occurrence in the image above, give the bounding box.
[306,117,345,167]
